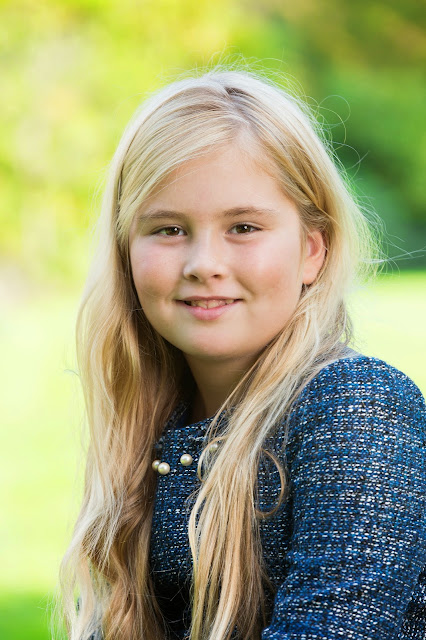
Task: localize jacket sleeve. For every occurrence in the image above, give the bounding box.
[261,358,426,640]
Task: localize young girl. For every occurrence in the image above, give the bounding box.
[60,69,426,640]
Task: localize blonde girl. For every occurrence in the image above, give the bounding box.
[60,68,426,640]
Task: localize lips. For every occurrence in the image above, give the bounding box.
[183,299,236,309]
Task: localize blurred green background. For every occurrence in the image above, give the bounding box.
[1,0,425,638]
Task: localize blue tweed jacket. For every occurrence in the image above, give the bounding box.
[148,355,426,639]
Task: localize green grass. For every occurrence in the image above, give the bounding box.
[1,271,425,639]
[0,593,56,640]
[348,271,426,392]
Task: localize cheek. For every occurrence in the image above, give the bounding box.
[244,242,303,297]
[130,245,172,300]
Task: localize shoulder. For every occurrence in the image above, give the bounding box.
[297,354,424,412]
[286,354,426,455]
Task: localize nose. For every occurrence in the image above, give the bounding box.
[182,234,228,282]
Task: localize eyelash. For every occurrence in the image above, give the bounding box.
[153,224,260,236]
[155,226,184,236]
[230,224,259,234]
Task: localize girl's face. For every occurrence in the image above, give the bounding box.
[129,143,325,373]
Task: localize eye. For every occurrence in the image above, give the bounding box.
[154,226,185,236]
[230,223,259,234]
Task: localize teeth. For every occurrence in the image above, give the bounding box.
[185,299,235,309]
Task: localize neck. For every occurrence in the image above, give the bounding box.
[185,355,256,422]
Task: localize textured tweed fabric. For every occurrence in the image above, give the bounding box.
[149,356,426,639]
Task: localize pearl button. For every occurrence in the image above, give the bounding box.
[209,442,219,452]
[152,459,161,471]
[180,453,193,466]
[157,462,171,475]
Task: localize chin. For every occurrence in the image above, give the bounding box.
[182,344,236,358]
[188,350,237,361]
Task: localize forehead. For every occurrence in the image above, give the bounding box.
[140,143,290,217]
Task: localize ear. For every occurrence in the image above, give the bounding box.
[302,230,326,285]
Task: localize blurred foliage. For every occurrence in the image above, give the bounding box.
[1,0,425,287]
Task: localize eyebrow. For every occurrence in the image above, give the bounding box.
[137,206,279,222]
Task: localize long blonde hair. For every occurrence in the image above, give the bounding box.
[60,67,375,640]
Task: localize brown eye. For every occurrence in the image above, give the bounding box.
[231,224,258,234]
[156,226,184,236]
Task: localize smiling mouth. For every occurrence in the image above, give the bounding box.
[183,299,237,309]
